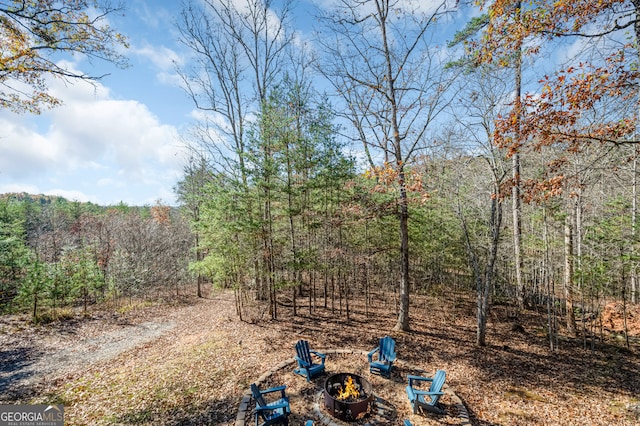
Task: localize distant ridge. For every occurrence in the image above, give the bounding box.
[0,192,161,209]
[0,192,71,205]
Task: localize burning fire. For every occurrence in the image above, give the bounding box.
[337,375,360,400]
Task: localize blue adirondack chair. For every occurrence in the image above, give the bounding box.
[294,340,326,382]
[368,336,397,378]
[406,369,447,415]
[250,383,291,426]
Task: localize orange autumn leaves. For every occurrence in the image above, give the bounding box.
[1,0,128,113]
[477,0,626,55]
[495,50,638,155]
[364,161,429,202]
[476,0,637,149]
[469,0,638,201]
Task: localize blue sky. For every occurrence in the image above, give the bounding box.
[0,0,347,206]
[0,0,470,206]
[0,0,204,206]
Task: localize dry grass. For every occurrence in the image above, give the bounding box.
[2,289,639,425]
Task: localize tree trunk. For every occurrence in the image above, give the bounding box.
[476,273,488,346]
[33,293,38,321]
[632,152,638,304]
[512,154,524,308]
[623,284,631,349]
[543,207,555,351]
[395,168,411,331]
[457,186,502,347]
[512,7,525,310]
[195,231,203,298]
[479,188,503,346]
[564,215,577,336]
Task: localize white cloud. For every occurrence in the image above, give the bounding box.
[44,189,94,203]
[47,96,182,176]
[132,43,184,70]
[0,182,40,194]
[127,42,186,90]
[312,0,454,16]
[0,62,188,206]
[49,61,112,101]
[133,0,173,29]
[97,177,120,187]
[0,118,59,177]
[157,71,185,87]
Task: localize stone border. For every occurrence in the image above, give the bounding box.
[235,349,470,426]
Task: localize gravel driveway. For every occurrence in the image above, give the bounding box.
[0,315,175,402]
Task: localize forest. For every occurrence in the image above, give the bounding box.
[2,0,640,350]
[1,0,640,424]
[171,0,640,348]
[0,193,193,319]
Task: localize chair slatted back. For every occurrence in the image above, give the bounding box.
[296,340,312,365]
[430,370,446,394]
[250,383,267,408]
[379,336,396,362]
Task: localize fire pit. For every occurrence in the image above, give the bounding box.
[324,373,374,421]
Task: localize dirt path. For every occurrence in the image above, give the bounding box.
[0,321,175,399]
[0,306,180,402]
[1,291,639,425]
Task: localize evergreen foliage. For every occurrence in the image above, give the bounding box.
[0,194,193,318]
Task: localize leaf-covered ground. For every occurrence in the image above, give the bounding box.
[1,289,639,425]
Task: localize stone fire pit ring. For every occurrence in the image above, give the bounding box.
[234,348,471,426]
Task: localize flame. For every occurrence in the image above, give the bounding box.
[337,375,360,400]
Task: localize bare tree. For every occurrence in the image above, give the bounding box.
[316,0,457,331]
[177,0,295,304]
[176,0,294,179]
[451,65,510,346]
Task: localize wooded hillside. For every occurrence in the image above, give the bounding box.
[170,0,640,349]
[0,193,192,320]
[2,0,639,348]
[3,2,640,424]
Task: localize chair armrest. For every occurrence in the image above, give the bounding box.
[295,355,311,368]
[310,350,326,362]
[259,385,287,397]
[412,390,444,397]
[256,401,289,412]
[408,375,434,387]
[367,346,380,362]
